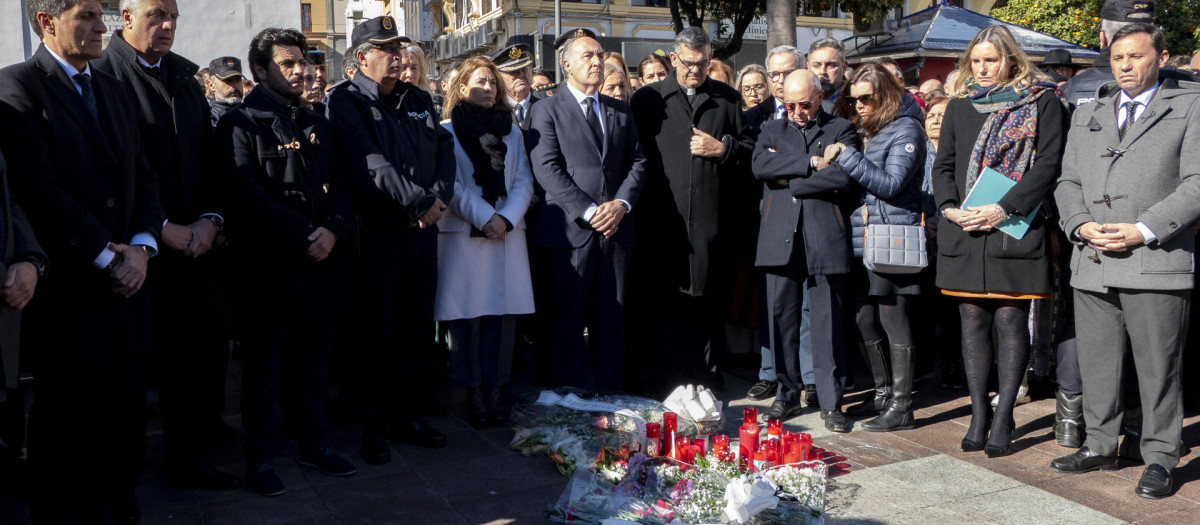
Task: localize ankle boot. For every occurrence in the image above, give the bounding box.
[846,339,891,416]
[1054,390,1084,448]
[863,344,915,432]
[467,387,488,429]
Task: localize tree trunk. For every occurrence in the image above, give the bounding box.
[766,0,796,50]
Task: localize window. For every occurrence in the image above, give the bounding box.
[301,3,313,33]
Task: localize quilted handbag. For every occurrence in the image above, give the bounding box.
[862,205,927,274]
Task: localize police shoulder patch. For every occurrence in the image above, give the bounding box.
[370,107,383,121]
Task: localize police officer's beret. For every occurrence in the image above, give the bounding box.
[1101,0,1155,22]
[208,56,243,80]
[553,28,597,51]
[307,49,327,65]
[488,44,533,73]
[351,16,406,49]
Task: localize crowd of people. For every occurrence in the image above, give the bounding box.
[1,0,1200,521]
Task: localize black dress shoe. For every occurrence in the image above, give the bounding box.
[803,385,820,407]
[820,409,848,433]
[392,417,447,448]
[762,399,804,420]
[166,461,243,490]
[1136,464,1173,499]
[246,464,286,497]
[298,447,357,476]
[1051,446,1118,473]
[746,381,777,401]
[361,431,391,465]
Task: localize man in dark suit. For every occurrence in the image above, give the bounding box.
[528,32,646,389]
[752,70,858,431]
[327,16,455,463]
[216,27,356,496]
[0,149,47,483]
[0,0,166,521]
[629,27,754,394]
[92,0,239,491]
[491,43,544,132]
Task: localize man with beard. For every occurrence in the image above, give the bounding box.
[629,26,754,394]
[0,0,166,519]
[327,16,455,464]
[207,56,244,127]
[216,27,356,496]
[92,0,239,491]
[807,38,847,113]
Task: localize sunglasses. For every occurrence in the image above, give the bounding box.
[784,100,814,112]
[850,93,876,105]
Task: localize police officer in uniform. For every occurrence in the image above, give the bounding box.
[208,57,244,127]
[327,16,456,464]
[490,43,544,131]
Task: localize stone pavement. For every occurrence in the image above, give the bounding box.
[3,360,1200,524]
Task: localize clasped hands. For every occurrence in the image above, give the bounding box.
[109,243,149,298]
[418,198,448,229]
[690,127,725,158]
[0,261,37,310]
[482,214,508,241]
[590,201,627,239]
[945,204,1009,232]
[162,218,218,257]
[1077,222,1144,252]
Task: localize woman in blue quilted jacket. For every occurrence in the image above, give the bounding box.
[831,63,927,432]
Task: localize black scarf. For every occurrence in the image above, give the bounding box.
[451,101,511,205]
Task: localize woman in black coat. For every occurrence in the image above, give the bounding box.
[931,26,1067,457]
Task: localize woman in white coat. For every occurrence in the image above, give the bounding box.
[436,56,536,428]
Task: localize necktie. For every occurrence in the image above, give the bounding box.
[775,102,786,120]
[74,73,99,121]
[1119,101,1139,140]
[515,103,525,126]
[585,96,603,150]
[143,65,164,85]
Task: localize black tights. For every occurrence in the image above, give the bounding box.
[855,294,913,346]
[959,298,1029,447]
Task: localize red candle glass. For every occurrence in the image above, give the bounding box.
[738,424,759,461]
[743,407,758,426]
[767,419,782,439]
[713,434,729,452]
[693,438,706,455]
[676,436,691,461]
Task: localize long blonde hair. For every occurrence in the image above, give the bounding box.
[947,26,1049,96]
[441,56,513,120]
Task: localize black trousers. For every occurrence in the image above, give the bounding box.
[241,317,335,464]
[765,254,846,409]
[150,254,229,468]
[549,235,627,390]
[354,226,438,431]
[658,292,722,387]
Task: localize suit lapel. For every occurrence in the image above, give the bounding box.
[560,92,601,160]
[37,59,116,161]
[1121,90,1169,147]
[601,99,615,161]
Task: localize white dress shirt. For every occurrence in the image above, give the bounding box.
[562,83,632,220]
[1118,82,1161,243]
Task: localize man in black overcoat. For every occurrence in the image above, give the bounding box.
[752,70,858,431]
[92,0,239,491]
[0,0,166,521]
[629,27,754,393]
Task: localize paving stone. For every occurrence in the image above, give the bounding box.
[413,453,550,503]
[870,455,1022,502]
[353,500,470,525]
[202,488,335,524]
[1034,470,1196,523]
[948,445,1072,486]
[815,430,939,470]
[451,483,563,524]
[954,485,1126,525]
[824,468,948,518]
[392,427,510,467]
[1132,505,1200,524]
[312,470,436,517]
[886,502,1004,525]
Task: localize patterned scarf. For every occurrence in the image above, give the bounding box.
[963,81,1062,194]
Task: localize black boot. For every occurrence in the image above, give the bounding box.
[485,384,507,428]
[846,339,891,417]
[1054,390,1084,449]
[467,387,488,429]
[863,344,915,432]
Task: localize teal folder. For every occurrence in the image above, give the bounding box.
[961,167,1040,240]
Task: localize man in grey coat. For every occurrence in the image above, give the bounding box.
[1051,23,1200,499]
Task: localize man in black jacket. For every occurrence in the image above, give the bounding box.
[0,0,166,520]
[327,16,455,464]
[216,27,356,497]
[752,70,858,431]
[207,56,244,127]
[629,27,754,394]
[92,0,239,492]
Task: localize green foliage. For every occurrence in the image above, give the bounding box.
[991,0,1200,56]
[838,0,904,21]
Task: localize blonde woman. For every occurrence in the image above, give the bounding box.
[401,44,430,90]
[601,63,631,102]
[931,25,1067,458]
[735,64,769,111]
[436,57,535,428]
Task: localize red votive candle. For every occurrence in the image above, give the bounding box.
[693,438,706,456]
[713,434,729,452]
[676,436,690,461]
[767,419,782,440]
[743,407,758,426]
[751,449,767,472]
[738,424,759,461]
[645,422,661,457]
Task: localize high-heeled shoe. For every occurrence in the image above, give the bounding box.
[961,410,993,452]
[984,417,1017,458]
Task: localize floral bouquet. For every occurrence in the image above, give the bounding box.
[549,452,826,525]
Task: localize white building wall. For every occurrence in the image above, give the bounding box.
[1,0,301,69]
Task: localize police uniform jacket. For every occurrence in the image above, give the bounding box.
[327,73,455,228]
[215,87,352,320]
[751,110,859,274]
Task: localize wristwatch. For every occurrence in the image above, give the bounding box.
[202,214,225,232]
[21,255,46,279]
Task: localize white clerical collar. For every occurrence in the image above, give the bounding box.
[685,87,697,96]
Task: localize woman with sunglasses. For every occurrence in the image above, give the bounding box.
[828,63,927,432]
[931,26,1066,457]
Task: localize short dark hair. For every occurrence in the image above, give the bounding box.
[674,26,710,53]
[25,0,75,38]
[808,38,846,63]
[1110,22,1166,55]
[247,28,309,84]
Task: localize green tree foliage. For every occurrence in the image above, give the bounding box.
[837,0,904,21]
[991,0,1200,56]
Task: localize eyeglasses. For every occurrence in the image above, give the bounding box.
[677,57,711,72]
[784,100,814,112]
[850,94,875,105]
[740,83,767,94]
[767,69,797,83]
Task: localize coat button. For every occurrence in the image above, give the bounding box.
[68,237,78,246]
[792,197,798,203]
[106,198,116,208]
[1170,222,1178,229]
[785,239,790,243]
